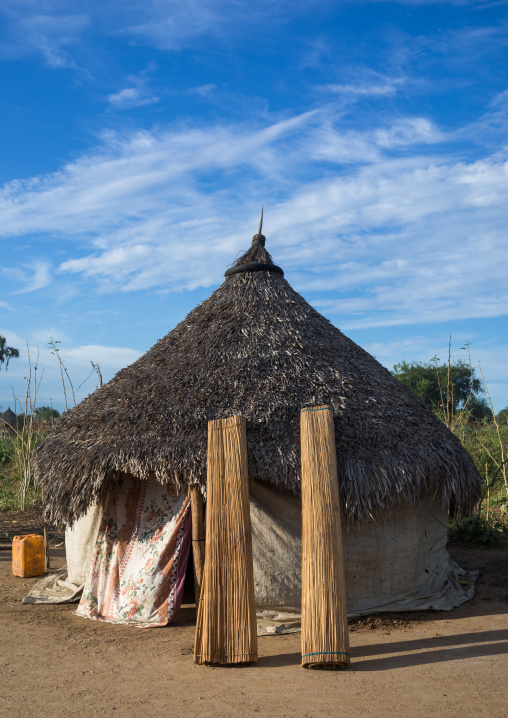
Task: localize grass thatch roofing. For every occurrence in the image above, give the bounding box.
[34,232,481,526]
[1,407,21,435]
[1,407,17,426]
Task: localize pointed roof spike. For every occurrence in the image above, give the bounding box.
[225,207,284,277]
[251,206,266,247]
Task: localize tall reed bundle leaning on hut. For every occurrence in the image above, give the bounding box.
[300,405,350,670]
[189,486,205,605]
[194,415,257,666]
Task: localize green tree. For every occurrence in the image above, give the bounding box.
[392,359,484,413]
[496,407,508,425]
[34,406,60,422]
[466,396,491,422]
[0,335,20,371]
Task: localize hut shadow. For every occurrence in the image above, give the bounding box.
[353,628,508,658]
[170,605,197,627]
[257,652,302,668]
[353,641,508,671]
[352,628,508,672]
[257,629,508,670]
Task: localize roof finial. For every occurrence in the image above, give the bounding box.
[252,206,266,246]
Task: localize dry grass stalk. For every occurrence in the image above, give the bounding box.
[43,526,50,570]
[300,405,350,670]
[194,415,257,665]
[189,485,205,605]
[10,342,44,509]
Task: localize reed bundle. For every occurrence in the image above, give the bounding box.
[300,405,350,670]
[194,415,257,665]
[189,486,205,605]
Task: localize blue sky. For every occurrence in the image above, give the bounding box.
[1,0,507,414]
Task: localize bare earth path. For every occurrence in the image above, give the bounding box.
[1,537,507,718]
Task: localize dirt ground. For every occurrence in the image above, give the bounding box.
[1,522,507,718]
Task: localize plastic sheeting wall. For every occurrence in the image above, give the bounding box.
[26,480,476,627]
[249,482,476,634]
[23,504,103,604]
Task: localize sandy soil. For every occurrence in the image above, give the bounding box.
[1,534,507,718]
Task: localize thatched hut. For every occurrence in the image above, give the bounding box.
[33,227,481,625]
[1,407,20,437]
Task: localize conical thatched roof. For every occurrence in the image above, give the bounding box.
[1,407,21,434]
[34,231,481,526]
[1,407,17,426]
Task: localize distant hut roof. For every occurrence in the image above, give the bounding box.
[1,407,17,427]
[34,228,481,526]
[1,407,21,434]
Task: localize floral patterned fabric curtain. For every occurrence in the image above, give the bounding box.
[76,475,191,626]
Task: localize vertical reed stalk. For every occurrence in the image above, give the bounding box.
[190,485,205,606]
[486,463,490,522]
[194,415,257,665]
[300,405,350,670]
[44,526,50,570]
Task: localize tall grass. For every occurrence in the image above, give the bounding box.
[0,434,43,511]
[432,341,508,543]
[1,340,103,513]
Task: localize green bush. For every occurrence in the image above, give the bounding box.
[0,473,42,512]
[449,514,507,547]
[0,435,42,511]
[0,437,13,467]
[454,421,508,490]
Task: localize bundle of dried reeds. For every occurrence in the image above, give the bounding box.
[300,405,350,670]
[194,415,257,665]
[189,486,205,606]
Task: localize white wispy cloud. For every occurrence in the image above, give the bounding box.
[124,0,224,51]
[107,64,160,109]
[121,0,309,50]
[374,118,443,148]
[325,79,402,97]
[5,261,53,294]
[60,344,141,370]
[0,1,216,66]
[108,87,159,109]
[1,109,507,328]
[0,111,316,238]
[0,0,317,63]
[187,83,217,97]
[0,328,141,412]
[0,8,90,67]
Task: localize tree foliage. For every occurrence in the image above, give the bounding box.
[34,406,60,422]
[496,407,508,425]
[392,359,484,415]
[0,335,20,371]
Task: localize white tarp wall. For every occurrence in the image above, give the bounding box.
[23,503,102,604]
[26,479,477,633]
[250,482,477,635]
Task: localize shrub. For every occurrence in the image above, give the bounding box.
[0,437,13,467]
[449,514,506,547]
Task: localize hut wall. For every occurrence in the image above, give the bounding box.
[250,481,476,627]
[65,503,103,586]
[52,478,476,631]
